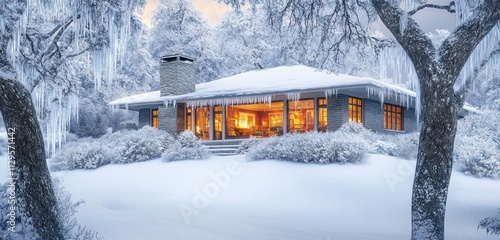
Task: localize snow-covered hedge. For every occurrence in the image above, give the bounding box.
[162,131,209,162]
[49,140,116,171]
[50,128,209,171]
[50,126,177,171]
[454,111,500,179]
[374,132,419,160]
[109,126,176,164]
[247,124,369,164]
[236,137,262,154]
[246,122,419,163]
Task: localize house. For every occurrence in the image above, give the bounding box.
[109,54,420,140]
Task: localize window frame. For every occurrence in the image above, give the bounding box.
[152,109,159,128]
[348,96,363,123]
[384,103,404,131]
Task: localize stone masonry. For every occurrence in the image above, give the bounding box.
[158,55,195,136]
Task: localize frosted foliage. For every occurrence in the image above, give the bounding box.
[1,0,145,156]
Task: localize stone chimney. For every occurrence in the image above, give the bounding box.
[160,54,196,96]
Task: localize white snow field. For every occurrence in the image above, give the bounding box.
[46,154,500,240]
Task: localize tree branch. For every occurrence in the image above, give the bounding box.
[439,0,500,81]
[408,2,455,16]
[454,43,500,108]
[40,15,80,60]
[371,0,437,83]
[65,47,89,59]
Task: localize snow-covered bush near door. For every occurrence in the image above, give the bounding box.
[454,110,500,179]
[162,131,209,162]
[236,137,262,154]
[247,130,368,164]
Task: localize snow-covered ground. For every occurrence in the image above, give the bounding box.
[44,154,500,240]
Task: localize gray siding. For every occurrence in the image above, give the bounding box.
[404,107,418,132]
[327,94,348,131]
[138,109,150,128]
[363,98,385,132]
[160,61,195,96]
[326,95,416,133]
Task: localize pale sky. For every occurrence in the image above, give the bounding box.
[141,0,233,26]
[141,0,456,34]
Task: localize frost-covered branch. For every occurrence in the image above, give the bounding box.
[371,0,436,81]
[439,0,500,80]
[40,15,78,62]
[408,2,455,16]
[455,43,500,108]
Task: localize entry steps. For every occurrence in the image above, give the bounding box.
[201,140,244,156]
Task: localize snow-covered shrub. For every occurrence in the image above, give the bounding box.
[50,126,176,170]
[247,130,368,164]
[49,140,116,171]
[0,179,101,240]
[109,126,176,164]
[236,137,262,154]
[479,210,500,236]
[454,111,500,178]
[374,132,419,160]
[455,136,500,178]
[162,131,209,162]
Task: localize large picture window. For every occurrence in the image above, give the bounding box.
[384,104,403,131]
[226,101,284,138]
[348,97,362,123]
[288,99,315,133]
[152,109,158,128]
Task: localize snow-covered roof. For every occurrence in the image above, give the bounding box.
[109,65,415,108]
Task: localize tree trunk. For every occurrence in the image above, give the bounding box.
[0,77,64,239]
[411,76,457,240]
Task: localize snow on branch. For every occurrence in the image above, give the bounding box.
[455,42,500,108]
[408,2,455,16]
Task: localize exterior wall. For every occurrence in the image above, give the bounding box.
[160,61,195,96]
[176,103,186,134]
[158,106,178,136]
[138,109,151,128]
[326,94,417,133]
[363,99,385,132]
[404,107,418,132]
[327,94,349,131]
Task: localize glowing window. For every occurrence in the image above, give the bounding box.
[384,104,404,131]
[348,97,363,123]
[152,109,159,128]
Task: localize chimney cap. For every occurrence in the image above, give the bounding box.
[160,54,195,63]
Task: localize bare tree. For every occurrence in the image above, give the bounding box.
[220,0,500,239]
